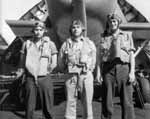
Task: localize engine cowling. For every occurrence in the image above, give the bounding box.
[46,0,126,44]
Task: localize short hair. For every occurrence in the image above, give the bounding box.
[69,20,85,35]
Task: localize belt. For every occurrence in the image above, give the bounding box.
[102,58,129,74]
[103,58,129,66]
[38,75,46,78]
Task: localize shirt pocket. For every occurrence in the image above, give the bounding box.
[67,49,80,65]
[120,35,131,53]
[41,42,51,58]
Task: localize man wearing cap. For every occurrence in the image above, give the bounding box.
[58,20,96,119]
[97,14,136,119]
[16,21,58,119]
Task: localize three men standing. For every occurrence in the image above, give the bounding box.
[16,14,136,119]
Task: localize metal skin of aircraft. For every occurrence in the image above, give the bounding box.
[46,0,126,45]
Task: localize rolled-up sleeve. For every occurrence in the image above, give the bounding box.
[49,41,58,55]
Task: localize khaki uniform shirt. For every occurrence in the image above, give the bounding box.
[99,30,135,63]
[58,36,96,73]
[24,36,58,77]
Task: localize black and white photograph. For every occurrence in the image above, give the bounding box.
[0,0,150,119]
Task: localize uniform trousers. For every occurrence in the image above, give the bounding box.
[25,75,54,119]
[65,71,94,119]
[101,60,135,119]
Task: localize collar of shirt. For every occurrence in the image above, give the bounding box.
[36,38,48,48]
[103,29,123,37]
[68,36,84,50]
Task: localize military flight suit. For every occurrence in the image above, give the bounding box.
[99,30,135,119]
[58,36,96,119]
[19,36,58,119]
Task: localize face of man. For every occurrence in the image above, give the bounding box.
[71,24,83,37]
[33,26,45,39]
[108,19,119,32]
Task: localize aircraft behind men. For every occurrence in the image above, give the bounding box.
[1,0,150,105]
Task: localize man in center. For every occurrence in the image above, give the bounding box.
[58,20,96,119]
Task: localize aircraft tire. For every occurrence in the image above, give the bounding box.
[138,78,150,103]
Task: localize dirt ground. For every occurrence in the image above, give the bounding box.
[0,84,150,119]
[0,98,149,119]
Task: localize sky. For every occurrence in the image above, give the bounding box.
[0,0,41,45]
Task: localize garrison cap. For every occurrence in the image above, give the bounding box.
[107,13,122,24]
[33,21,46,29]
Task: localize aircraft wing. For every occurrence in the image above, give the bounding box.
[1,0,41,45]
[6,20,36,37]
[126,0,150,22]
